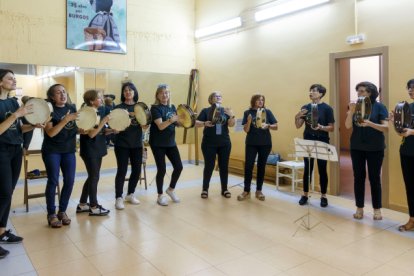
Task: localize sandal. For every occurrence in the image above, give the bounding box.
[353,208,364,220]
[373,209,382,220]
[255,191,265,201]
[47,214,62,228]
[57,212,71,225]
[201,191,208,199]
[398,218,414,232]
[237,192,250,201]
[222,190,231,198]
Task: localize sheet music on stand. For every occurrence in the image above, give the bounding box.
[292,138,338,236]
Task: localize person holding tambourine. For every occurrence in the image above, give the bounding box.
[0,69,41,258]
[294,84,334,207]
[237,94,278,201]
[113,82,146,210]
[77,90,111,216]
[389,79,414,231]
[42,84,79,228]
[195,91,236,199]
[149,84,183,206]
[345,81,388,220]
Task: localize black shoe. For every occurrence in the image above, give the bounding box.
[89,205,110,216]
[320,197,328,208]
[298,196,308,205]
[0,246,9,259]
[76,203,90,213]
[0,230,23,244]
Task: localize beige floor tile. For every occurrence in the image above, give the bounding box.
[73,233,130,256]
[37,258,100,276]
[387,248,414,274]
[188,267,228,276]
[364,264,413,276]
[286,260,350,276]
[29,243,84,270]
[215,255,281,276]
[103,262,163,276]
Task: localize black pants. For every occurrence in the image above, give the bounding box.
[351,149,384,209]
[303,158,328,194]
[0,145,22,228]
[151,146,183,195]
[114,146,142,198]
[244,144,272,192]
[201,143,231,192]
[80,156,102,207]
[400,154,414,217]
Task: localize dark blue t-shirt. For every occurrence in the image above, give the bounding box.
[242,108,277,146]
[113,103,143,148]
[197,107,231,146]
[350,101,388,151]
[0,98,23,145]
[80,106,108,158]
[42,104,77,154]
[149,104,177,147]
[301,102,334,142]
[400,102,414,157]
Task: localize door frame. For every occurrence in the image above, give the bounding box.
[329,46,389,208]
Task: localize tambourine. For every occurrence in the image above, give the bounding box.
[76,106,99,130]
[354,96,372,126]
[394,101,412,133]
[256,108,267,128]
[208,103,225,124]
[177,104,196,129]
[108,108,131,131]
[304,104,319,129]
[134,102,152,126]
[24,98,53,125]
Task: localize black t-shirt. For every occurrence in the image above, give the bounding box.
[42,104,77,154]
[80,106,108,158]
[400,102,414,156]
[350,101,388,151]
[301,102,335,142]
[242,108,277,146]
[113,103,143,148]
[0,98,23,145]
[149,104,177,147]
[197,106,231,146]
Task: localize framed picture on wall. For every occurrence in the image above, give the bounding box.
[66,0,127,54]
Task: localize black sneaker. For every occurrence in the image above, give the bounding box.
[89,205,110,216]
[0,230,23,244]
[0,246,9,259]
[76,203,90,213]
[320,197,328,208]
[298,196,308,206]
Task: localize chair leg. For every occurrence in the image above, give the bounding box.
[292,169,296,193]
[276,166,280,190]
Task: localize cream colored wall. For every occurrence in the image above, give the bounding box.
[0,0,195,74]
[195,0,414,211]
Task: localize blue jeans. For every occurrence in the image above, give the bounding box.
[42,152,76,215]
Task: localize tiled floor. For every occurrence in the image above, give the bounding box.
[2,163,414,276]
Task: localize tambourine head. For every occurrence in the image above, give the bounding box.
[134,102,152,126]
[177,104,195,129]
[76,106,98,130]
[24,98,52,125]
[394,101,412,133]
[108,108,131,131]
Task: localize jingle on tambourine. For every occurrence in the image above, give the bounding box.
[256,108,267,128]
[177,104,196,129]
[354,96,372,126]
[134,102,152,126]
[394,101,412,133]
[24,98,53,125]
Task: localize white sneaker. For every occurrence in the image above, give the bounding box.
[157,195,168,206]
[115,197,125,210]
[125,193,140,205]
[166,188,180,203]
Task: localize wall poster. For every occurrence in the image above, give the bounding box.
[66,0,127,54]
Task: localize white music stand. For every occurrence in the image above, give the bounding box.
[292,137,338,236]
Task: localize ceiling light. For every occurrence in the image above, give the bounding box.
[195,17,242,39]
